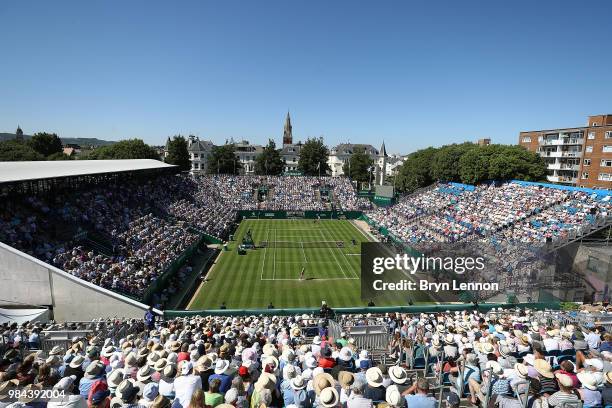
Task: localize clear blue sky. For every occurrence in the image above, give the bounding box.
[1,1,611,154]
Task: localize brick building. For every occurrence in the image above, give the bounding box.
[518,114,612,189]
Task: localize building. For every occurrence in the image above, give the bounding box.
[328,143,379,177]
[477,138,491,146]
[15,126,23,141]
[283,111,293,146]
[375,141,388,185]
[281,142,302,173]
[186,135,215,174]
[519,114,612,189]
[234,140,263,175]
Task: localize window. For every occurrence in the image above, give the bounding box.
[606,131,612,139]
[588,132,595,139]
[598,173,612,181]
[522,137,531,143]
[584,159,591,166]
[586,146,593,153]
[604,145,612,153]
[582,172,589,179]
[592,122,599,126]
[601,159,612,167]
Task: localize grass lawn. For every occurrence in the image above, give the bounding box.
[188,219,433,310]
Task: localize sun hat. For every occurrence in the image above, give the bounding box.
[313,372,335,395]
[262,343,277,357]
[338,371,355,389]
[254,372,277,392]
[386,385,405,407]
[291,375,307,390]
[18,384,42,403]
[486,361,503,376]
[137,365,154,382]
[68,354,85,368]
[388,366,408,384]
[305,356,318,369]
[115,379,140,401]
[84,360,104,379]
[555,373,573,388]
[605,372,612,384]
[49,346,63,356]
[577,372,598,390]
[365,367,384,388]
[480,343,494,354]
[0,380,19,400]
[107,369,125,388]
[214,359,231,375]
[534,359,554,379]
[101,346,116,358]
[319,387,339,408]
[282,364,297,380]
[514,363,528,379]
[584,358,604,371]
[263,355,279,371]
[154,358,168,372]
[142,383,159,401]
[338,347,353,362]
[53,375,76,391]
[224,388,238,404]
[181,361,193,376]
[312,336,322,345]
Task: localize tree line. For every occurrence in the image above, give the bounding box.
[395,143,547,193]
[1,132,547,190]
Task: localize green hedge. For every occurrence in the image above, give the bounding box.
[166,301,561,318]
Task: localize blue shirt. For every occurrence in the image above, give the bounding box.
[405,394,437,408]
[208,373,232,393]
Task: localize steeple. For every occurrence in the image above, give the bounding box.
[283,111,293,146]
[15,125,23,141]
[379,140,388,157]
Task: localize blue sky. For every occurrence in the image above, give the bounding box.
[1,1,611,154]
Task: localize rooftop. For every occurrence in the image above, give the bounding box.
[0,159,176,184]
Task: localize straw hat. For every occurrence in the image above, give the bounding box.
[313,372,335,395]
[254,372,277,392]
[291,375,307,390]
[388,366,408,384]
[577,372,597,390]
[319,387,339,408]
[534,359,554,379]
[137,365,154,382]
[107,369,125,388]
[514,363,528,379]
[365,367,384,388]
[115,379,140,401]
[386,385,405,407]
[555,373,573,388]
[338,371,355,389]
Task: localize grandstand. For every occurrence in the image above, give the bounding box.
[0,160,611,408]
[1,160,611,318]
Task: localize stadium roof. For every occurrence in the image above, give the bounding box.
[0,159,177,183]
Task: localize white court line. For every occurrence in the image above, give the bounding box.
[275,261,338,264]
[260,228,270,280]
[300,241,308,263]
[327,223,359,279]
[318,228,348,279]
[272,228,277,280]
[261,277,359,281]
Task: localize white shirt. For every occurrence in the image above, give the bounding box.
[543,337,559,351]
[586,332,601,350]
[173,375,202,408]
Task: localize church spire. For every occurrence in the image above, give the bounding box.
[15,125,24,141]
[283,111,293,146]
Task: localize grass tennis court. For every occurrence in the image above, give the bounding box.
[188,219,432,309]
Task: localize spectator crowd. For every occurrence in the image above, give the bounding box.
[0,307,610,408]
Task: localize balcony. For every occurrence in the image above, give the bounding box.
[559,164,580,171]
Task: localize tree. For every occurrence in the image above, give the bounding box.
[0,140,45,161]
[395,147,437,192]
[297,137,330,176]
[165,135,191,171]
[342,146,374,183]
[207,144,241,174]
[27,132,63,157]
[430,143,477,182]
[254,139,284,175]
[47,152,74,160]
[84,139,160,160]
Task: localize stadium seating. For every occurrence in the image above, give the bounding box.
[0,307,609,408]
